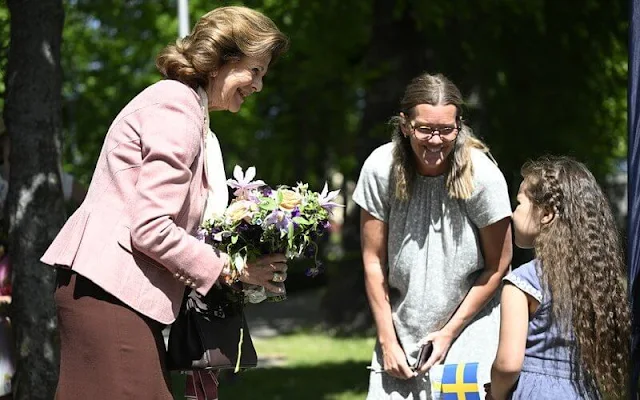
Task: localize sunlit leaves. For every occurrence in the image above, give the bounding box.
[0,0,623,190]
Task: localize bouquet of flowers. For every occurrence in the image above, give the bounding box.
[200,166,341,303]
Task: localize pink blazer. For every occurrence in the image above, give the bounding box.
[41,80,227,324]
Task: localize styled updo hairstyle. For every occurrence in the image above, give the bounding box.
[156,6,289,89]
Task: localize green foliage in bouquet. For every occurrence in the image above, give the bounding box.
[199,166,341,283]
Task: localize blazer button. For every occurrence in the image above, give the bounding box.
[174,272,181,278]
[178,276,185,282]
[190,282,197,288]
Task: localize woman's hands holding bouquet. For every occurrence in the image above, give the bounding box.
[238,253,288,294]
[205,165,342,303]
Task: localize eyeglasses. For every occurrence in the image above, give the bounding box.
[409,123,459,142]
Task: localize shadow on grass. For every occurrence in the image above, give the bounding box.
[172,360,370,400]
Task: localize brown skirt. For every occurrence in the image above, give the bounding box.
[54,268,173,399]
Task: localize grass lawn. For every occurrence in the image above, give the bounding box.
[172,333,375,399]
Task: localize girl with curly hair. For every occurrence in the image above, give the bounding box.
[487,156,630,400]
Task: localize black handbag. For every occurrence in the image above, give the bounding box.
[166,283,258,371]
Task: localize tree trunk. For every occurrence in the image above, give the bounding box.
[322,0,432,333]
[4,0,65,398]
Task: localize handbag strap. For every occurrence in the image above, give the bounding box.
[234,306,247,373]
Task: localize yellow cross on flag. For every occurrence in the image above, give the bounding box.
[431,362,480,400]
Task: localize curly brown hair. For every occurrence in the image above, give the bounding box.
[390,73,491,201]
[522,156,630,399]
[156,6,289,90]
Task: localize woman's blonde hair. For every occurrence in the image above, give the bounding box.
[390,73,489,201]
[156,6,289,89]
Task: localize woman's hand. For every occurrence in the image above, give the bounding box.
[416,329,455,374]
[238,253,288,293]
[381,340,416,380]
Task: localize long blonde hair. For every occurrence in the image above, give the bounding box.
[156,6,289,89]
[390,73,489,201]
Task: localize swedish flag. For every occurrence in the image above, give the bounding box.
[432,362,480,400]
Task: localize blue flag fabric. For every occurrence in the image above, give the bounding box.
[432,362,481,400]
[629,0,640,398]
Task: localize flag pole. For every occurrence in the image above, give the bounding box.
[178,0,190,38]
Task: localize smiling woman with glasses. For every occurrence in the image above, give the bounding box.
[407,122,460,142]
[353,72,513,400]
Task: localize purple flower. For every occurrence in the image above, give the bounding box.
[196,228,207,242]
[243,191,261,203]
[209,226,225,242]
[292,207,301,218]
[226,166,265,199]
[208,226,221,238]
[315,221,330,236]
[304,245,316,257]
[305,261,325,277]
[264,209,292,232]
[260,187,274,197]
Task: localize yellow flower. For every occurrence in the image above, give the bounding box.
[225,200,257,223]
[278,189,302,211]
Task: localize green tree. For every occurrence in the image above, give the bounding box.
[4,0,625,335]
[322,0,628,329]
[60,0,371,189]
[61,0,177,183]
[322,0,438,332]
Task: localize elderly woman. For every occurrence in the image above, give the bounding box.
[41,6,289,399]
[353,73,513,399]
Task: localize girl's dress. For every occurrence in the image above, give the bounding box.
[503,260,598,399]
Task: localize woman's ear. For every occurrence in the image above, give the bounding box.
[399,112,410,138]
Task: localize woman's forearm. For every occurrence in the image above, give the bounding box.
[445,218,512,337]
[364,262,396,345]
[360,210,395,346]
[443,268,503,337]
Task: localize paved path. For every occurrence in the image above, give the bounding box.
[244,288,324,338]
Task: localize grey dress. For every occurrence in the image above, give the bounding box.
[353,143,512,400]
[504,260,600,399]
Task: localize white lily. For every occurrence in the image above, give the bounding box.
[226,165,265,199]
[318,182,342,210]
